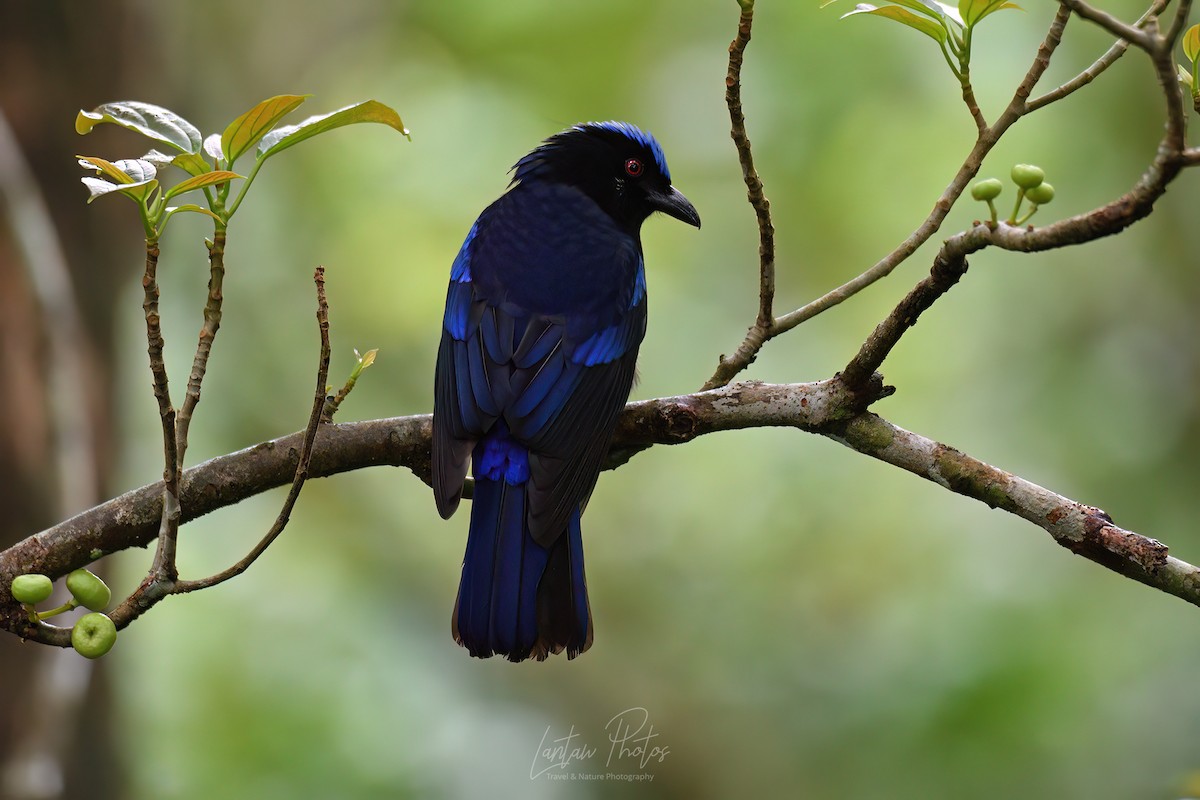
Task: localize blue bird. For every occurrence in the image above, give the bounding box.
[432,121,700,661]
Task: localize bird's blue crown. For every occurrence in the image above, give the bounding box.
[512,120,671,185]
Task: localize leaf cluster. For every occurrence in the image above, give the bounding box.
[76,96,408,238]
[824,0,1020,80]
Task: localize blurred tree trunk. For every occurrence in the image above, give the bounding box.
[0,4,146,798]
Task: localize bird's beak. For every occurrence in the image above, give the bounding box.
[650,186,701,229]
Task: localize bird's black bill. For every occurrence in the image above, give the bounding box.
[650,186,701,228]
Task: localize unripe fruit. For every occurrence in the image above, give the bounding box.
[1025,182,1055,205]
[71,612,117,659]
[11,574,53,605]
[66,568,111,611]
[1011,164,1045,189]
[971,178,1003,201]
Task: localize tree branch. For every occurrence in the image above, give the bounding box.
[708,4,1075,389]
[704,0,777,390]
[5,370,1198,646]
[173,265,331,593]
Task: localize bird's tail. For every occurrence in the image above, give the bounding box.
[452,474,592,662]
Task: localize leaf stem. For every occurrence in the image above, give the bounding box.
[226,156,267,219]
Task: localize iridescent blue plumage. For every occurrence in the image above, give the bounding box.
[433,121,699,661]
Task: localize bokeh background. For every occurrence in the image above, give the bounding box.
[2,1,1200,798]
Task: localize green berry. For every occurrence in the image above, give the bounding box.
[1011,164,1045,189]
[970,178,1003,202]
[11,574,53,605]
[71,612,117,659]
[66,568,111,611]
[1025,182,1055,205]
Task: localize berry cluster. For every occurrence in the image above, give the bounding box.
[970,164,1055,227]
[11,570,116,658]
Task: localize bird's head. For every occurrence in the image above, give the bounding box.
[511,121,701,234]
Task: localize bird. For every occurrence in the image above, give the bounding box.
[432,121,700,662]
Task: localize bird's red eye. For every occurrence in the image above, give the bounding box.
[624,158,644,177]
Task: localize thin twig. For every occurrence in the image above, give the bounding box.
[142,239,181,583]
[1027,1,1168,112]
[172,266,332,593]
[175,228,227,471]
[1057,0,1157,51]
[704,0,776,391]
[705,4,1073,390]
[1164,0,1195,53]
[841,5,1193,390]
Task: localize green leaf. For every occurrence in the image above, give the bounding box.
[81,176,158,204]
[76,101,202,154]
[898,0,959,25]
[221,94,309,167]
[1184,24,1200,63]
[163,170,241,200]
[256,100,408,160]
[959,0,1020,27]
[163,204,225,223]
[203,133,225,165]
[173,151,212,177]
[78,156,156,185]
[142,149,211,177]
[1178,64,1193,86]
[842,4,948,43]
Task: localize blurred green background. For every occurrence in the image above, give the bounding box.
[4,1,1200,798]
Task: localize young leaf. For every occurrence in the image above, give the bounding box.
[1178,64,1194,86]
[142,149,211,177]
[203,133,225,165]
[960,0,1020,27]
[842,4,948,44]
[163,170,242,201]
[221,94,309,167]
[256,100,408,161]
[1184,24,1200,63]
[163,204,225,223]
[76,101,202,154]
[81,176,158,204]
[78,156,156,185]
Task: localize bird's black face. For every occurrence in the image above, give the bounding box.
[512,122,701,235]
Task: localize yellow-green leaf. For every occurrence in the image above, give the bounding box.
[76,101,201,154]
[1184,24,1200,63]
[221,94,309,167]
[163,204,225,223]
[174,152,211,176]
[256,100,408,161]
[842,4,948,44]
[77,156,156,185]
[81,176,158,204]
[78,155,134,184]
[163,170,242,201]
[959,0,1020,27]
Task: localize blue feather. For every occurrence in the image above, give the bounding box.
[433,120,697,661]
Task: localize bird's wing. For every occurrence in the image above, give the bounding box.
[509,298,646,546]
[432,187,647,539]
[432,225,491,520]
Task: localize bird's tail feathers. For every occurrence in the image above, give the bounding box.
[453,475,591,662]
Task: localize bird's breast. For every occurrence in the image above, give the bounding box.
[470,183,642,320]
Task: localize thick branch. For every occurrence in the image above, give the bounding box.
[828,414,1198,604]
[5,374,1197,646]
